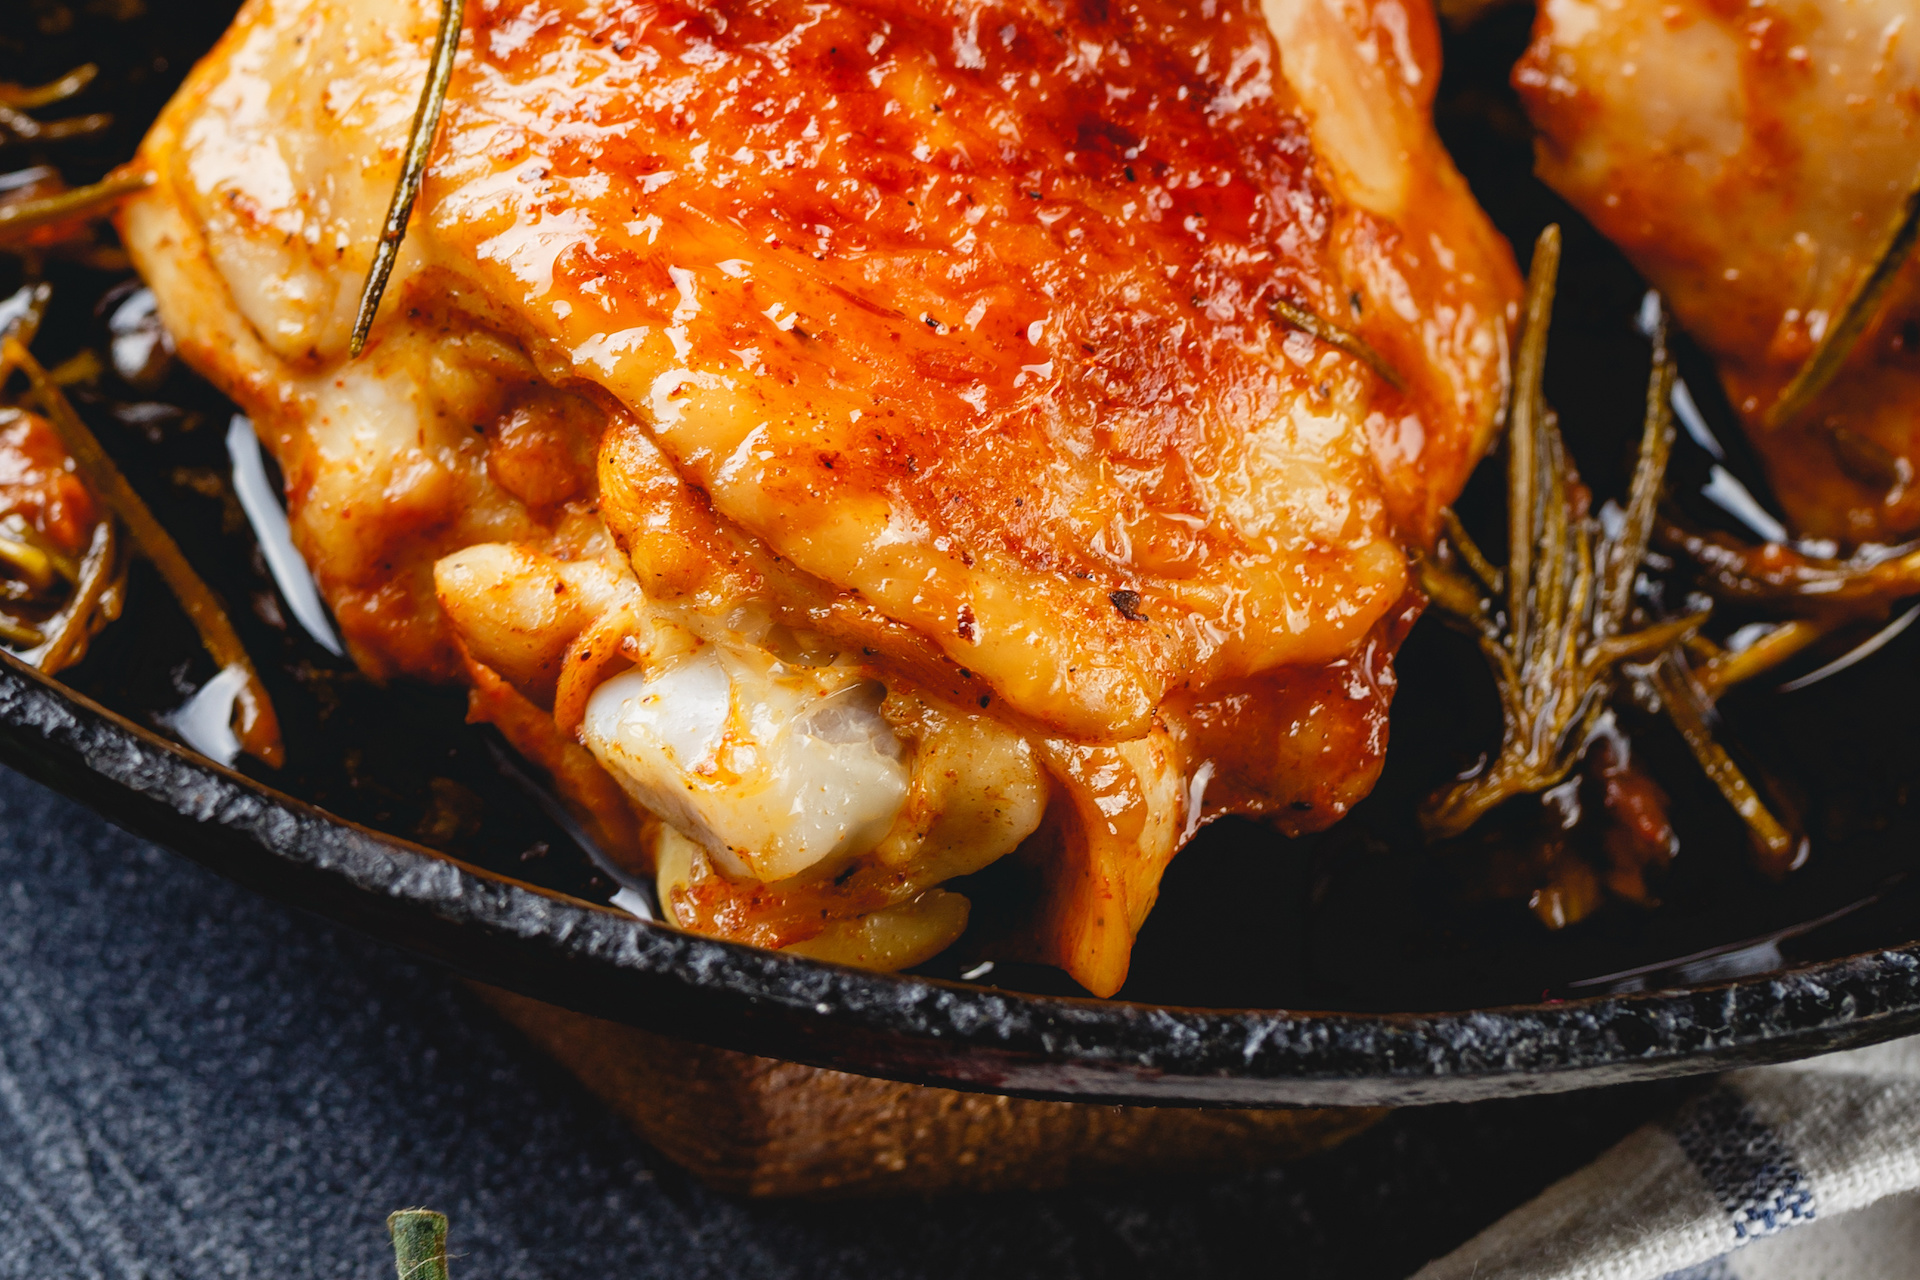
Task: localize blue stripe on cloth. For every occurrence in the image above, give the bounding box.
[1669,1086,1816,1242]
[1659,1259,1735,1280]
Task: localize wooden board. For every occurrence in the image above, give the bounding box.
[476,985,1385,1198]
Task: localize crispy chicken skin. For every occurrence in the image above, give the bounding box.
[123,0,1518,993]
[1517,0,1920,543]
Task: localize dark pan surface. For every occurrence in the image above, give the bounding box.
[2,2,1918,1105]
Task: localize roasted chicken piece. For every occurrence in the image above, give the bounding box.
[0,405,124,670]
[124,0,1519,994]
[1517,0,1920,543]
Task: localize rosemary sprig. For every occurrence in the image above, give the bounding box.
[1764,164,1920,431]
[1270,296,1407,391]
[1420,225,1802,867]
[351,0,465,357]
[1417,226,1699,837]
[389,1209,450,1280]
[4,338,283,766]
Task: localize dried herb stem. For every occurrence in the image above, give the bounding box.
[47,348,103,388]
[1764,164,1920,431]
[0,104,112,144]
[1650,657,1804,875]
[1504,225,1560,661]
[1655,515,1920,612]
[4,339,283,765]
[388,1210,450,1280]
[1602,300,1678,621]
[0,63,109,148]
[352,0,465,357]
[1589,611,1704,667]
[0,168,151,246]
[1442,508,1501,593]
[1270,296,1406,391]
[1691,619,1830,698]
[0,65,98,110]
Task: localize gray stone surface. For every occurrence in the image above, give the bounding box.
[0,766,1682,1279]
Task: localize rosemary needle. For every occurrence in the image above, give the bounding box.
[5,339,284,767]
[0,64,98,111]
[0,104,113,145]
[1504,224,1560,662]
[1270,297,1407,391]
[0,169,151,245]
[1652,657,1804,876]
[351,0,465,357]
[1692,619,1828,698]
[1764,164,1920,431]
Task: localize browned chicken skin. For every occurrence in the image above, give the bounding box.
[123,0,1519,993]
[1518,0,1920,543]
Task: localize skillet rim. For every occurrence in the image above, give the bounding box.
[1,646,1915,1108]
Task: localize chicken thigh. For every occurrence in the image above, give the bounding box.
[123,0,1518,994]
[1517,0,1920,543]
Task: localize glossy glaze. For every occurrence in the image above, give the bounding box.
[0,408,100,557]
[123,0,1519,992]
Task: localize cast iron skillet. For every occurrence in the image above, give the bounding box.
[5,648,1920,1108]
[5,3,1920,1107]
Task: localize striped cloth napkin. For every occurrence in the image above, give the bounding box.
[1410,1035,1920,1280]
